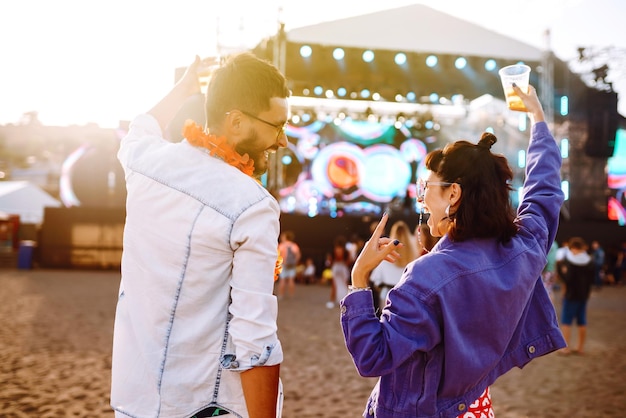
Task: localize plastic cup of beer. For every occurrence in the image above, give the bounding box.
[498,64,530,112]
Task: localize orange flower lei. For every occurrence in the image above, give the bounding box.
[183,119,282,281]
[183,120,255,176]
[274,250,283,282]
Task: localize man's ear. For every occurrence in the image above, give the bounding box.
[223,110,245,143]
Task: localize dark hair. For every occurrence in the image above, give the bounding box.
[205,52,290,131]
[424,132,517,242]
[568,237,587,250]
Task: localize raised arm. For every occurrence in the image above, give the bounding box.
[147,56,219,135]
[514,83,563,251]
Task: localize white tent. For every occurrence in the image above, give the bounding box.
[286,4,544,61]
[0,181,61,224]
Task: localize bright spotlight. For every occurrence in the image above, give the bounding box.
[333,48,345,60]
[484,59,497,71]
[362,50,375,63]
[360,89,371,99]
[300,45,312,58]
[560,96,569,116]
[313,86,323,96]
[429,93,439,103]
[337,87,347,97]
[394,52,407,65]
[406,91,416,101]
[426,55,438,67]
[455,57,467,69]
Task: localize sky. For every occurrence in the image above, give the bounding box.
[1,0,625,127]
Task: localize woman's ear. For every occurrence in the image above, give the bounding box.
[449,183,462,207]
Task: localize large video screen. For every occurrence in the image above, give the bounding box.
[608,128,626,226]
[276,118,426,217]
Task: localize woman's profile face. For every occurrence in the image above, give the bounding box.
[422,173,452,237]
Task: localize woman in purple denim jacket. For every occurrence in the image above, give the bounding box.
[341,84,566,418]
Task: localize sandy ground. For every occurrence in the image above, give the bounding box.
[1,269,625,417]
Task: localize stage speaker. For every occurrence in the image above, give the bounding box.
[585,90,618,158]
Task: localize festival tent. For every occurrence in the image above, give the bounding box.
[0,181,61,225]
[285,4,544,62]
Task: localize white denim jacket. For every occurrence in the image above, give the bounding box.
[111,114,283,418]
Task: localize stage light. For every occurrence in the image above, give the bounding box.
[429,93,439,103]
[395,52,407,65]
[518,114,527,132]
[291,114,301,124]
[301,113,312,123]
[333,48,345,60]
[313,86,324,96]
[281,155,293,165]
[560,138,569,158]
[361,89,371,99]
[455,57,467,69]
[406,91,416,101]
[426,55,438,67]
[325,89,334,98]
[300,45,312,58]
[561,180,569,201]
[337,87,347,97]
[424,120,434,130]
[451,94,464,105]
[560,96,569,116]
[484,59,497,71]
[395,94,403,102]
[363,50,375,63]
[372,92,381,101]
[302,88,310,96]
[517,150,526,168]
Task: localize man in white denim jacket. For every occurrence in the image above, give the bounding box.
[111,53,290,418]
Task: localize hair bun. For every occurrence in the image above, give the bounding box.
[478,132,497,150]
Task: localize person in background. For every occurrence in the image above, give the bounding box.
[542,240,559,302]
[277,230,301,299]
[612,241,625,286]
[327,236,350,309]
[112,53,290,418]
[557,237,594,355]
[590,240,605,288]
[302,256,317,285]
[340,84,565,417]
[370,220,418,313]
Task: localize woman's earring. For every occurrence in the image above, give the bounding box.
[444,204,450,218]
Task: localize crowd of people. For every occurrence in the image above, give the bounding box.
[111,51,623,418]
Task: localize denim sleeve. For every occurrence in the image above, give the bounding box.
[226,195,283,371]
[517,121,564,254]
[340,285,440,378]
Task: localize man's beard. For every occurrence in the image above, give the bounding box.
[235,129,270,177]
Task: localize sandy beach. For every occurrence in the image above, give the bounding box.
[1,268,625,417]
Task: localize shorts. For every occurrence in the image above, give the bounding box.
[561,299,588,326]
[457,387,493,418]
[279,266,297,280]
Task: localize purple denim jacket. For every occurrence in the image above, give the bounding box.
[341,122,566,418]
